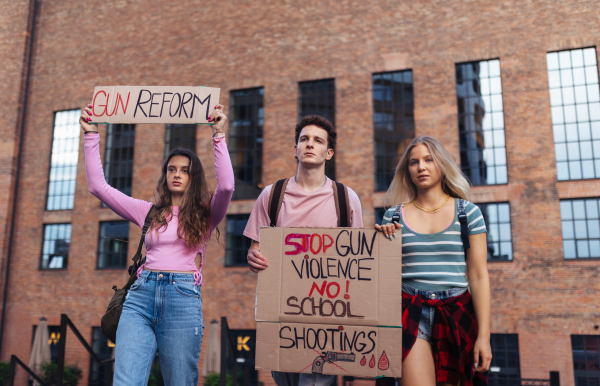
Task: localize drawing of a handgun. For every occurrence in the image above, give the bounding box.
[312,352,356,374]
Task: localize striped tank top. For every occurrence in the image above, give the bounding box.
[381,198,487,291]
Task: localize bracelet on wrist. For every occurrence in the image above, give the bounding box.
[211,132,225,138]
[84,131,98,134]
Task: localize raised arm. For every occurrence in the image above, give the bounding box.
[207,104,234,233]
[80,106,151,228]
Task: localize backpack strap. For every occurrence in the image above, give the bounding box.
[131,205,159,266]
[332,181,350,227]
[457,199,471,256]
[268,178,290,227]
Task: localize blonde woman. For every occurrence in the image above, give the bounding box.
[375,136,491,386]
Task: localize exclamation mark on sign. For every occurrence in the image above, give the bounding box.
[344,280,350,300]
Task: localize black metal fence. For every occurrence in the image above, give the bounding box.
[220,317,251,386]
[8,314,114,386]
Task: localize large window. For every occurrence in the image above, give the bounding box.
[104,124,135,197]
[489,334,521,386]
[89,327,115,386]
[456,59,508,186]
[40,223,71,270]
[298,79,336,180]
[479,202,513,261]
[165,124,197,157]
[572,335,600,386]
[32,325,60,363]
[97,221,129,269]
[560,198,600,259]
[547,48,600,180]
[46,110,81,210]
[226,214,251,267]
[373,70,415,191]
[229,88,264,200]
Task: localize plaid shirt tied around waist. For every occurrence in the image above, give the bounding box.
[402,290,488,386]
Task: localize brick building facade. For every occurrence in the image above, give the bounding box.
[0,0,599,385]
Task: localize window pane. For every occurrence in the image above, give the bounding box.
[456,60,507,186]
[46,111,81,210]
[489,334,521,386]
[561,198,600,259]
[40,224,71,269]
[165,124,197,156]
[97,221,129,269]
[572,335,600,386]
[548,48,600,180]
[373,70,415,191]
[225,214,252,267]
[105,124,135,197]
[89,327,115,385]
[230,88,264,200]
[480,202,512,261]
[299,79,335,180]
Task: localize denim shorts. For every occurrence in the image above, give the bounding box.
[402,283,467,344]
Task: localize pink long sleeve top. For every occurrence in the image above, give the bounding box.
[84,133,234,286]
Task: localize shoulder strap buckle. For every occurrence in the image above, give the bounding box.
[457,199,470,254]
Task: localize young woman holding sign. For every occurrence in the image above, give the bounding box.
[80,105,234,386]
[375,136,491,386]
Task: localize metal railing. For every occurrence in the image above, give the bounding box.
[220,317,250,386]
[7,314,114,385]
[56,314,115,386]
[8,354,48,386]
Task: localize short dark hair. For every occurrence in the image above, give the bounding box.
[294,115,337,151]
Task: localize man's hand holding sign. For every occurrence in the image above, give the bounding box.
[255,227,403,378]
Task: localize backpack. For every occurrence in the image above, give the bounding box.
[391,198,471,257]
[267,178,351,227]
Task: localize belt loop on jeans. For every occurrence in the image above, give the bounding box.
[168,272,174,285]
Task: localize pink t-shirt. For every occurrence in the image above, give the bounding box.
[84,133,234,285]
[243,176,363,241]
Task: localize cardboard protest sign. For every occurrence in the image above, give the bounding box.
[89,86,220,124]
[256,227,402,378]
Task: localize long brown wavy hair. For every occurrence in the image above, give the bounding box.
[149,148,217,249]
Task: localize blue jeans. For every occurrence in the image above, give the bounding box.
[113,270,204,386]
[402,283,467,344]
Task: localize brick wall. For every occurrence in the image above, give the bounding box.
[0,0,599,385]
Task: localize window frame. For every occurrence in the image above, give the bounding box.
[225,214,252,267]
[45,109,82,211]
[164,123,197,157]
[96,220,130,270]
[547,47,600,181]
[103,123,136,199]
[298,78,336,180]
[560,198,600,260]
[571,335,600,386]
[488,333,521,386]
[478,201,514,262]
[455,59,509,186]
[373,70,415,192]
[39,223,72,270]
[229,87,264,201]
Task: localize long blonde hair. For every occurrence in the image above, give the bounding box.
[385,136,471,206]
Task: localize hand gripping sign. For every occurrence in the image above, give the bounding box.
[255,227,402,378]
[89,86,220,124]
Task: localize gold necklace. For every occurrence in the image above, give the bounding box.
[413,194,450,213]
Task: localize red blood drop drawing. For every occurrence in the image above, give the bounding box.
[369,354,375,368]
[304,255,309,259]
[338,326,343,331]
[360,355,366,366]
[378,351,389,370]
